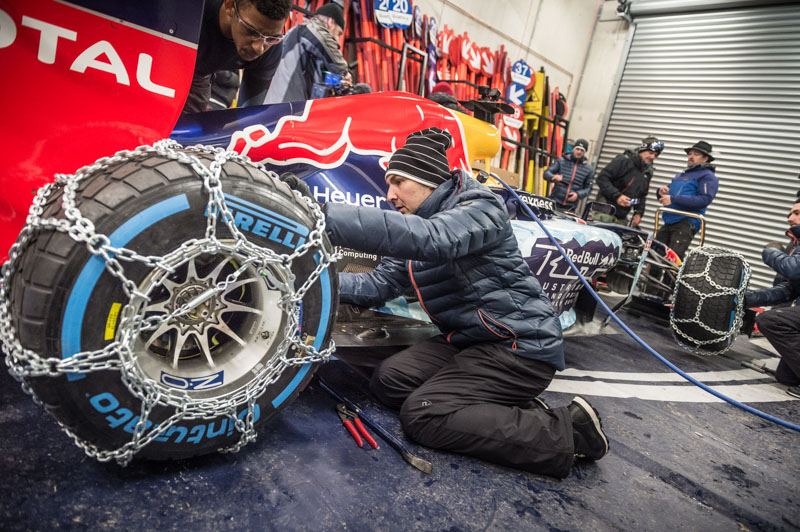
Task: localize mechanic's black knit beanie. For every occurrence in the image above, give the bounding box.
[315,3,345,29]
[386,128,453,188]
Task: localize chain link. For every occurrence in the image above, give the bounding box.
[670,246,751,355]
[0,140,339,466]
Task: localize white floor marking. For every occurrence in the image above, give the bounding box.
[550,360,796,402]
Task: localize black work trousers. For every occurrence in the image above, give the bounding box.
[370,336,575,478]
[756,306,800,386]
[656,218,696,260]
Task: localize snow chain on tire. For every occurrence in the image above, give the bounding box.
[670,246,750,355]
[0,140,339,465]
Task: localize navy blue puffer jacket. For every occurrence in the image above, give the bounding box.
[746,225,800,307]
[324,172,565,370]
[544,152,594,209]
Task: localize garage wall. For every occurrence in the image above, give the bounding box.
[568,2,632,153]
[412,0,605,108]
[594,3,800,288]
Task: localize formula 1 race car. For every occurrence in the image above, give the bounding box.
[0,0,743,464]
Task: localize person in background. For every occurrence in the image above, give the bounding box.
[285,127,610,479]
[655,141,719,259]
[544,139,595,212]
[744,197,800,399]
[594,136,664,227]
[182,0,291,114]
[426,81,469,114]
[264,2,351,103]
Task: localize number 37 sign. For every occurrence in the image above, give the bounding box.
[375,0,413,29]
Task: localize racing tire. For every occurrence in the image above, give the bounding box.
[671,247,746,354]
[8,149,338,461]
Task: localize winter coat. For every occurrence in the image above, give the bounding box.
[324,172,565,370]
[264,16,349,104]
[544,152,595,209]
[657,163,718,232]
[746,225,800,307]
[595,149,652,219]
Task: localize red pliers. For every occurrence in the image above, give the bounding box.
[337,403,378,449]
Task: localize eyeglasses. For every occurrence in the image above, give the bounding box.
[233,0,284,45]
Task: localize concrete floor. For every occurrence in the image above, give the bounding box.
[1,308,798,531]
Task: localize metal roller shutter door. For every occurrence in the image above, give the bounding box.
[595,4,800,288]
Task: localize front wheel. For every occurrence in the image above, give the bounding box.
[2,142,338,463]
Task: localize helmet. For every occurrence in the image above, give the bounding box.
[638,136,664,154]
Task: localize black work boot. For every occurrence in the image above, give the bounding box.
[569,396,609,461]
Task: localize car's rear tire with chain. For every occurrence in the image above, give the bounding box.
[8,150,337,460]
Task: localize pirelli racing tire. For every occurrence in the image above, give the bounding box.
[670,247,747,354]
[7,149,337,461]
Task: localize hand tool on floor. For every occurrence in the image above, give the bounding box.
[337,403,379,449]
[741,360,776,375]
[317,377,433,474]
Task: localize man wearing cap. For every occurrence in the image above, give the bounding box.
[594,136,664,227]
[264,2,351,103]
[544,139,595,212]
[744,197,800,399]
[182,0,292,114]
[311,127,610,478]
[655,141,719,259]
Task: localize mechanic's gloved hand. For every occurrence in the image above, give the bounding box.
[280,173,317,204]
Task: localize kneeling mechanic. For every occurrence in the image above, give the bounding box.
[288,127,610,478]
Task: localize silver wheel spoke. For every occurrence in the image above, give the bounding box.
[170,330,192,369]
[210,320,247,346]
[160,276,181,292]
[220,301,263,316]
[205,257,231,283]
[193,331,216,368]
[222,277,259,296]
[186,256,200,281]
[144,319,178,351]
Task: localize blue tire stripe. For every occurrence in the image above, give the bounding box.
[272,252,332,408]
[62,195,191,381]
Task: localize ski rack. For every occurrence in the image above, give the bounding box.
[346,37,427,95]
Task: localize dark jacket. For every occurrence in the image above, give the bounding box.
[264,16,349,103]
[544,152,595,209]
[324,172,565,370]
[656,163,718,232]
[182,0,283,114]
[746,225,800,307]
[595,149,651,219]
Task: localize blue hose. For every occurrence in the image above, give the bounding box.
[496,177,800,432]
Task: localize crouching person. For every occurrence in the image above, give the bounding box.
[311,128,609,477]
[745,197,800,398]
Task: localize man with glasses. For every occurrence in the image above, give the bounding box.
[655,141,719,259]
[264,2,351,103]
[181,0,292,115]
[593,136,664,227]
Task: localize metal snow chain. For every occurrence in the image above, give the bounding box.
[0,140,340,465]
[670,247,751,355]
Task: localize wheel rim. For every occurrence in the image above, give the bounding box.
[134,249,287,398]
